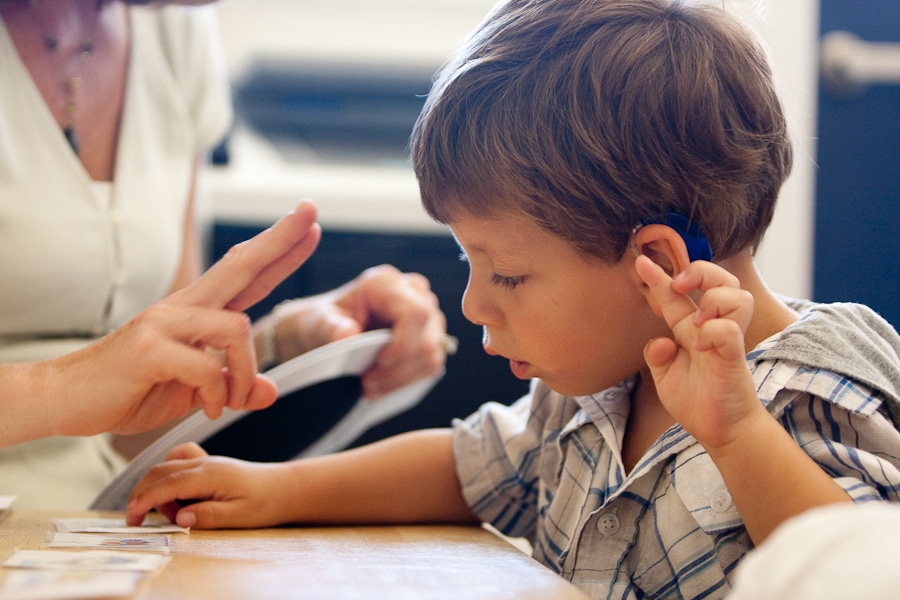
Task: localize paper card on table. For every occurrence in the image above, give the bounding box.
[3,550,169,572]
[53,518,188,535]
[42,533,170,554]
[0,569,142,600]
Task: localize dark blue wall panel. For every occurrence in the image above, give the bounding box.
[815,2,900,330]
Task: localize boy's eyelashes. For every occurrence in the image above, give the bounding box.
[491,273,526,289]
[458,251,525,289]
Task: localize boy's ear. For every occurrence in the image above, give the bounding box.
[630,224,692,316]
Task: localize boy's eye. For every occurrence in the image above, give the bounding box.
[490,273,525,289]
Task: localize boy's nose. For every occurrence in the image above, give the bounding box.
[461,279,501,328]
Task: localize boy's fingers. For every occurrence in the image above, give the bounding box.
[694,287,755,331]
[634,255,698,329]
[676,263,753,332]
[695,318,749,361]
[643,337,678,371]
[173,201,321,311]
[127,463,211,525]
[670,261,741,296]
[173,500,240,530]
[638,258,753,337]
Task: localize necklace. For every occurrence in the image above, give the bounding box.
[15,0,104,156]
[43,32,95,155]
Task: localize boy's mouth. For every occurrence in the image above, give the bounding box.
[481,337,531,379]
[509,359,531,379]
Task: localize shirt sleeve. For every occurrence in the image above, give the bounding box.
[452,385,550,539]
[155,5,233,152]
[777,389,900,502]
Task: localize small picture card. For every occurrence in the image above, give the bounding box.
[53,518,188,535]
[0,569,142,600]
[42,533,171,554]
[4,550,169,572]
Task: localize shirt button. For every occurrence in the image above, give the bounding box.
[606,391,626,402]
[597,513,620,536]
[710,490,733,513]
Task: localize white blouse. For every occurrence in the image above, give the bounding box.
[0,5,232,509]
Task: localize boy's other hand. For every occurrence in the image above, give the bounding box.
[125,442,286,529]
[635,256,760,450]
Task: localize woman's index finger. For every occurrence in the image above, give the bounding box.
[172,202,319,309]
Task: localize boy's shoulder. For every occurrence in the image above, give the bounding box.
[755,298,900,426]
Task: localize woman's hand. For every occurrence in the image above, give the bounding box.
[47,201,322,438]
[265,265,450,398]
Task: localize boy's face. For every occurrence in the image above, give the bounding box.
[451,211,662,396]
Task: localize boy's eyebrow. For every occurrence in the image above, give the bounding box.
[461,242,489,254]
[451,233,487,256]
[450,223,531,259]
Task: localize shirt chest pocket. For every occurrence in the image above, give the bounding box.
[671,444,744,534]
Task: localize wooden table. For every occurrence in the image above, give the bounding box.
[0,511,589,599]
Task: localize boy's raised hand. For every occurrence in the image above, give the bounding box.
[635,255,760,451]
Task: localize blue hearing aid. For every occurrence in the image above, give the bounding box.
[638,212,714,262]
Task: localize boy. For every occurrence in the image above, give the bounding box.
[126,0,900,597]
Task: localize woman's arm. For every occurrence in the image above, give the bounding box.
[0,202,321,448]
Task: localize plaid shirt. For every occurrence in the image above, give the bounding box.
[453,333,900,599]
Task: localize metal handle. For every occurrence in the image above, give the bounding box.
[821,30,900,95]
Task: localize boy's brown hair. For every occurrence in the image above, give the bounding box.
[410,0,793,262]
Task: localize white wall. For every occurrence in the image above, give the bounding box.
[215,0,497,77]
[214,0,821,298]
[744,0,821,299]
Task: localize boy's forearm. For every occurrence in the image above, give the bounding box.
[707,409,851,544]
[278,428,480,525]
